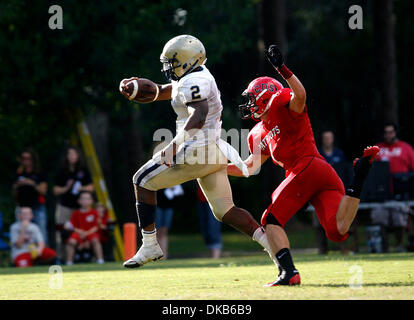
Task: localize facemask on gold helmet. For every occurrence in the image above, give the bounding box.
[160,35,206,81]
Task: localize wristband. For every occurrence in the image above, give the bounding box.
[172,130,190,146]
[277,64,293,80]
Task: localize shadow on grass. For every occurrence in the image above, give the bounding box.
[295,252,414,264]
[304,281,414,288]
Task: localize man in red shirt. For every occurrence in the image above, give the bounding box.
[65,191,104,265]
[377,123,414,174]
[228,45,379,286]
[373,123,414,251]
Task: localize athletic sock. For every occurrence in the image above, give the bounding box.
[141,229,157,246]
[346,157,371,199]
[275,248,297,272]
[252,227,282,270]
[136,201,156,229]
[252,227,271,251]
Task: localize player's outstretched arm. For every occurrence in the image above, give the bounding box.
[155,83,172,101]
[265,45,306,113]
[227,154,269,177]
[119,77,172,102]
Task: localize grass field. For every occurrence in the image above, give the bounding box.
[1,252,413,300]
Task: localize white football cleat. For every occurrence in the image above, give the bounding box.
[123,243,164,268]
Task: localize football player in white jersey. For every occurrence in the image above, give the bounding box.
[120,35,273,268]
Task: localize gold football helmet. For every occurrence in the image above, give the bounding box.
[160,35,206,81]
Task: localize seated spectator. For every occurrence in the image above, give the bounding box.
[0,211,10,251]
[10,207,56,267]
[53,146,94,263]
[372,123,414,252]
[65,191,104,265]
[96,202,113,243]
[12,148,48,244]
[96,202,115,261]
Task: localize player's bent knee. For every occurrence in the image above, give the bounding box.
[211,200,234,222]
[326,226,348,243]
[265,213,282,226]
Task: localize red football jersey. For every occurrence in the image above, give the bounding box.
[247,88,322,172]
[70,209,99,231]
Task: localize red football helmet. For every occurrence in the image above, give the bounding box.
[239,76,284,120]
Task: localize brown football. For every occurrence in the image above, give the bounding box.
[120,77,159,103]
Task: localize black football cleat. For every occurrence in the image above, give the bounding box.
[264,269,301,287]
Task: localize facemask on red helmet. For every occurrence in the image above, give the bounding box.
[239,77,283,121]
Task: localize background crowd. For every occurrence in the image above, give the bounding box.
[1,0,414,266]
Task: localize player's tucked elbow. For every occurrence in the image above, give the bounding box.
[193,105,208,129]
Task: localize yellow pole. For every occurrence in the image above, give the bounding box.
[75,115,124,262]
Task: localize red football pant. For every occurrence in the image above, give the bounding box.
[261,156,348,242]
[14,247,57,267]
[68,232,100,244]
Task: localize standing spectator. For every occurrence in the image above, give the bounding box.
[316,131,358,254]
[318,130,346,164]
[12,148,48,243]
[10,207,56,267]
[155,185,184,259]
[373,123,414,251]
[53,146,94,263]
[377,123,414,176]
[65,191,104,265]
[197,183,222,259]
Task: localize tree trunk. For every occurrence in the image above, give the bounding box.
[373,0,398,126]
[125,109,144,222]
[86,111,111,186]
[257,0,287,208]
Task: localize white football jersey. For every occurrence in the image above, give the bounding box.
[170,65,222,148]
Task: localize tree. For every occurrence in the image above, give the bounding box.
[373,0,398,126]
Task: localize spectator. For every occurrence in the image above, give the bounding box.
[372,123,414,252]
[197,184,222,259]
[65,191,104,265]
[318,130,346,164]
[155,185,184,259]
[316,131,358,254]
[96,202,115,261]
[12,148,48,243]
[53,146,94,263]
[10,207,56,267]
[377,123,414,176]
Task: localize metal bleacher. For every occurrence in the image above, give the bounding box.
[308,161,414,211]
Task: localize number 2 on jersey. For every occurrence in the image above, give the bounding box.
[191,85,201,100]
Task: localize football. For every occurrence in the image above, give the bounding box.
[119,77,159,103]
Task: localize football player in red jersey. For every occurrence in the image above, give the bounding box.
[228,45,379,286]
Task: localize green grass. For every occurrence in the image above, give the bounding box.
[1,252,413,300]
